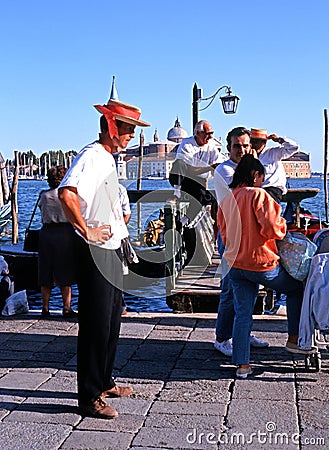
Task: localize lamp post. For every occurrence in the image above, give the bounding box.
[192,82,240,130]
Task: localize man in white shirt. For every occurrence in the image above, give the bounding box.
[59,99,150,420]
[213,127,269,356]
[169,120,223,222]
[250,128,299,203]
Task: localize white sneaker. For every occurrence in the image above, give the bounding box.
[250,335,269,348]
[214,339,233,356]
[236,366,253,379]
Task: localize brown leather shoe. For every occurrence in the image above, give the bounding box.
[79,396,118,419]
[101,385,133,398]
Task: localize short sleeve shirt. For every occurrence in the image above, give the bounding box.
[118,184,131,217]
[176,136,223,179]
[39,188,70,224]
[214,159,237,203]
[59,141,128,249]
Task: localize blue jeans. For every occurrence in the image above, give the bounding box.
[217,231,225,259]
[215,258,235,341]
[230,264,304,365]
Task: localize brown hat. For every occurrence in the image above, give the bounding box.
[250,128,268,140]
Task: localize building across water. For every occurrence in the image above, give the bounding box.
[282,151,311,178]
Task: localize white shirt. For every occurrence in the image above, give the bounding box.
[213,159,237,203]
[60,141,128,249]
[259,138,299,193]
[118,184,131,217]
[176,136,223,179]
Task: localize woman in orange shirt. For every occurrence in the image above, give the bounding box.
[217,155,312,379]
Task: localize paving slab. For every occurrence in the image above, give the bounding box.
[227,398,299,435]
[119,360,174,380]
[37,375,77,397]
[0,422,71,450]
[21,395,77,407]
[159,380,231,403]
[132,426,219,450]
[0,371,51,391]
[61,430,133,450]
[232,379,296,400]
[130,342,185,361]
[115,380,164,400]
[0,361,22,373]
[0,350,33,361]
[77,413,146,432]
[143,412,224,430]
[175,356,225,371]
[120,321,157,338]
[0,319,36,333]
[149,400,227,416]
[108,397,153,416]
[169,368,233,381]
[147,329,191,340]
[298,399,329,430]
[4,407,80,426]
[0,339,48,352]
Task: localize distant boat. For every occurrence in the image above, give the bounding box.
[142,175,166,180]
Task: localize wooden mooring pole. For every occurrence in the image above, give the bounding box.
[11,151,19,244]
[324,109,328,223]
[137,130,144,240]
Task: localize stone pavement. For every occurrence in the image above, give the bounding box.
[0,311,328,450]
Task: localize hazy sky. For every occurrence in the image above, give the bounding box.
[1,0,329,170]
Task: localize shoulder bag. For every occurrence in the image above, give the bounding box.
[277,231,317,281]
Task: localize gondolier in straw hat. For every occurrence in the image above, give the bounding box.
[59,95,150,419]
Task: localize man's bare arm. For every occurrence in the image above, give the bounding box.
[189,164,218,176]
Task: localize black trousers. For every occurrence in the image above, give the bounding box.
[75,236,123,405]
[169,159,216,220]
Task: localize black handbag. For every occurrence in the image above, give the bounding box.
[23,193,42,252]
[23,229,40,252]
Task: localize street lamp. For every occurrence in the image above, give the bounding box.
[192,82,240,129]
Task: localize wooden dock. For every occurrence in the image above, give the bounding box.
[167,250,222,313]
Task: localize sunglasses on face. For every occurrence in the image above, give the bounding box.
[118,124,136,134]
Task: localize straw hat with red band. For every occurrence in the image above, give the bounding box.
[94,99,151,139]
[250,128,268,140]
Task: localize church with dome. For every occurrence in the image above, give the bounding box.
[167,117,188,143]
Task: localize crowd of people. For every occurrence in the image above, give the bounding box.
[168,120,316,379]
[28,90,317,419]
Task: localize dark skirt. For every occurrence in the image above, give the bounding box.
[38,223,77,286]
